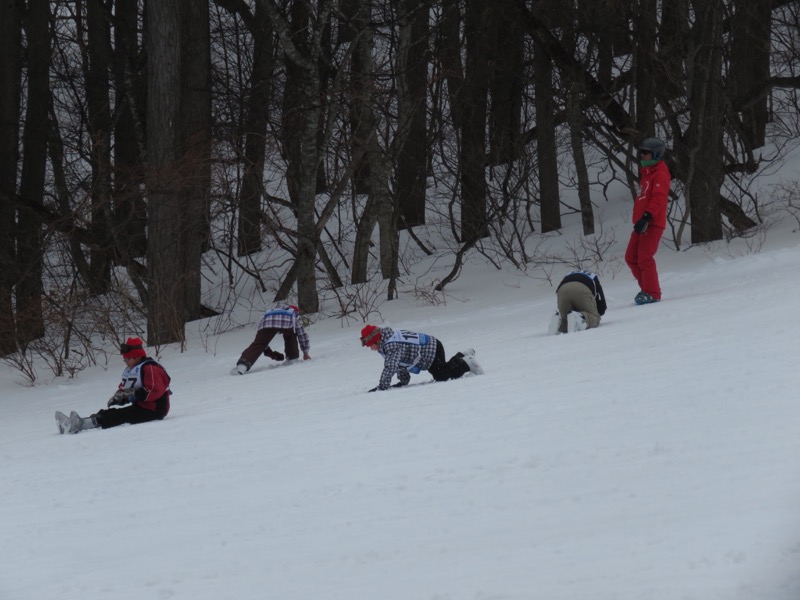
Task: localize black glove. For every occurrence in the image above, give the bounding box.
[107,389,132,407]
[390,382,406,388]
[633,212,652,234]
[368,386,379,393]
[263,348,285,361]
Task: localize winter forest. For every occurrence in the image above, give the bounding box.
[1,0,799,378]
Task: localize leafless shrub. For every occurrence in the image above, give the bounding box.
[412,280,448,306]
[723,225,768,256]
[0,297,115,385]
[0,262,145,384]
[773,180,800,232]
[322,278,386,326]
[1,346,38,386]
[561,221,620,278]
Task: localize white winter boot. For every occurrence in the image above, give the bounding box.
[230,362,249,375]
[548,312,564,335]
[55,411,70,434]
[567,312,588,333]
[67,411,97,434]
[461,353,484,375]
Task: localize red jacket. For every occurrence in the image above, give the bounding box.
[138,362,171,413]
[633,160,671,229]
[119,359,171,414]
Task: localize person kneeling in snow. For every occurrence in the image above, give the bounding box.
[548,269,607,334]
[360,325,483,392]
[231,304,311,375]
[56,338,171,434]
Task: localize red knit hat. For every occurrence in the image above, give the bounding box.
[120,337,146,359]
[360,325,381,347]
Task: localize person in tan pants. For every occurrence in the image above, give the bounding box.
[548,270,607,334]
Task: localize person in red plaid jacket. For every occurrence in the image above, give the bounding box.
[232,305,311,375]
[360,325,482,392]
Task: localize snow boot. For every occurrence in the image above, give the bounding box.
[548,312,564,335]
[230,362,250,376]
[55,411,70,434]
[635,292,660,305]
[567,312,587,333]
[67,411,97,434]
[461,353,484,375]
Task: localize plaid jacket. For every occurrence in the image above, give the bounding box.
[257,306,310,353]
[376,327,438,390]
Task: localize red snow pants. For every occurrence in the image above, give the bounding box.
[625,226,664,300]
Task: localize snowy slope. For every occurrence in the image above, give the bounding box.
[1,213,800,600]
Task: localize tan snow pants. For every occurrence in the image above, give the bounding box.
[556,281,601,329]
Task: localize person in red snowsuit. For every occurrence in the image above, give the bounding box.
[625,137,671,305]
[56,337,171,434]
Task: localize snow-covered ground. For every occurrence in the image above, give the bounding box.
[2,204,800,600]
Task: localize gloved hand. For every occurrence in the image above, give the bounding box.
[633,212,652,234]
[368,386,379,393]
[390,382,406,388]
[107,389,133,407]
[263,348,285,361]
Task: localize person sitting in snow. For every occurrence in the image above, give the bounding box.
[231,304,311,375]
[548,269,607,334]
[56,337,171,434]
[360,325,483,392]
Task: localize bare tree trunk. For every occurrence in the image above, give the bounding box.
[315,8,332,196]
[634,0,657,137]
[86,0,113,295]
[238,4,274,256]
[351,194,377,284]
[278,0,307,232]
[459,0,489,240]
[560,8,592,235]
[567,82,594,235]
[729,0,772,150]
[349,0,397,289]
[658,0,688,100]
[488,0,523,165]
[0,0,22,356]
[438,0,463,133]
[347,0,371,195]
[368,105,397,286]
[146,0,185,344]
[270,0,328,314]
[394,0,428,228]
[16,0,50,345]
[113,0,147,258]
[686,0,724,244]
[180,0,211,321]
[534,38,561,233]
[295,72,322,314]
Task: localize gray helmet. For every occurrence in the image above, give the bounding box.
[638,137,666,161]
